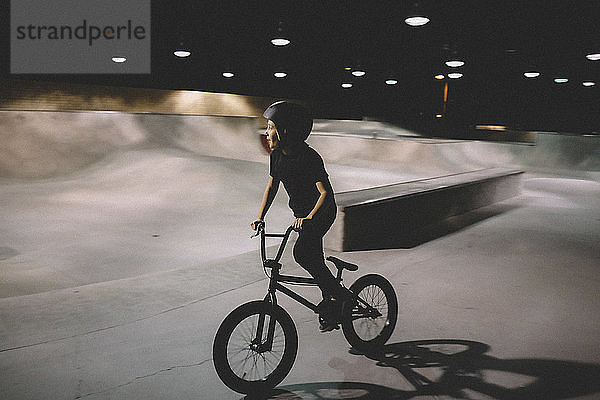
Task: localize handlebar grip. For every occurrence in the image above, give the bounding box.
[251,220,265,238]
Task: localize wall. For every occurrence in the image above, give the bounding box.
[0,110,265,179]
[0,80,274,117]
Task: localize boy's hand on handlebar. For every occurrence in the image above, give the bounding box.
[251,219,264,230]
[250,220,264,238]
[293,216,311,231]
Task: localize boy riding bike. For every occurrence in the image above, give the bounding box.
[251,101,344,332]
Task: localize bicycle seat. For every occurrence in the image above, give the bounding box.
[326,256,358,271]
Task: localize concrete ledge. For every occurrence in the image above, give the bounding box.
[325,168,524,251]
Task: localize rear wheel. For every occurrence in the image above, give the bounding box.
[213,301,298,394]
[341,274,398,352]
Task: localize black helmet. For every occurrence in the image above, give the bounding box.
[263,101,313,146]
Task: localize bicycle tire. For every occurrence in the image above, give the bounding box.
[341,274,398,352]
[213,300,298,394]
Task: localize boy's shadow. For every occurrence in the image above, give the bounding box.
[243,339,600,399]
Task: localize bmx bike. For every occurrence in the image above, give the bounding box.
[212,222,398,394]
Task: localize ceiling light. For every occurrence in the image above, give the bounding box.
[524,71,541,78]
[344,66,352,71]
[585,53,600,61]
[352,70,366,77]
[222,72,235,78]
[111,57,126,63]
[271,38,290,46]
[434,74,445,80]
[174,50,191,58]
[448,72,463,79]
[341,83,353,88]
[582,81,596,87]
[404,16,430,26]
[274,72,287,78]
[385,79,398,85]
[445,60,465,68]
[435,114,443,118]
[554,78,568,83]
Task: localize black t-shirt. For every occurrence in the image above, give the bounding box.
[270,144,336,217]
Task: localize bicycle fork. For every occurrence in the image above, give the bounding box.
[250,292,278,353]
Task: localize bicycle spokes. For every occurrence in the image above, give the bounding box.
[342,275,398,351]
[352,286,389,336]
[213,301,298,394]
[227,313,286,381]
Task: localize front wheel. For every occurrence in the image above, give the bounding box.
[341,274,398,352]
[213,300,298,394]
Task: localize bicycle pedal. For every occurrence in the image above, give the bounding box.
[319,323,339,333]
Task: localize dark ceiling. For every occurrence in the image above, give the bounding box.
[2,0,599,135]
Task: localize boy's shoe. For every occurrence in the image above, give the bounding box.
[316,294,350,332]
[319,316,339,332]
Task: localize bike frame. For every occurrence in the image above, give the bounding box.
[254,224,320,352]
[252,223,378,352]
[259,225,321,313]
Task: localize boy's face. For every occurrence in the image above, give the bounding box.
[265,120,279,150]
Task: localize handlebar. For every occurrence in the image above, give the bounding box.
[250,220,265,238]
[252,222,296,266]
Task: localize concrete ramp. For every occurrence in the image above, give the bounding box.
[0,110,266,179]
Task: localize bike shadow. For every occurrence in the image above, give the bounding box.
[242,339,600,400]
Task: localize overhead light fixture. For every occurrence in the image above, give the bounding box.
[434,74,445,80]
[385,79,398,85]
[174,50,191,58]
[274,72,287,78]
[352,70,366,77]
[341,83,353,88]
[344,66,352,71]
[448,72,463,79]
[222,72,235,78]
[582,81,596,87]
[435,114,443,118]
[445,60,465,68]
[174,41,191,58]
[405,16,430,26]
[554,78,568,83]
[111,57,126,63]
[585,53,600,61]
[524,71,541,78]
[271,38,290,46]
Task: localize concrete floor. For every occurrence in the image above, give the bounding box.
[1,120,599,399]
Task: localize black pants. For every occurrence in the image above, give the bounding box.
[293,204,339,298]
